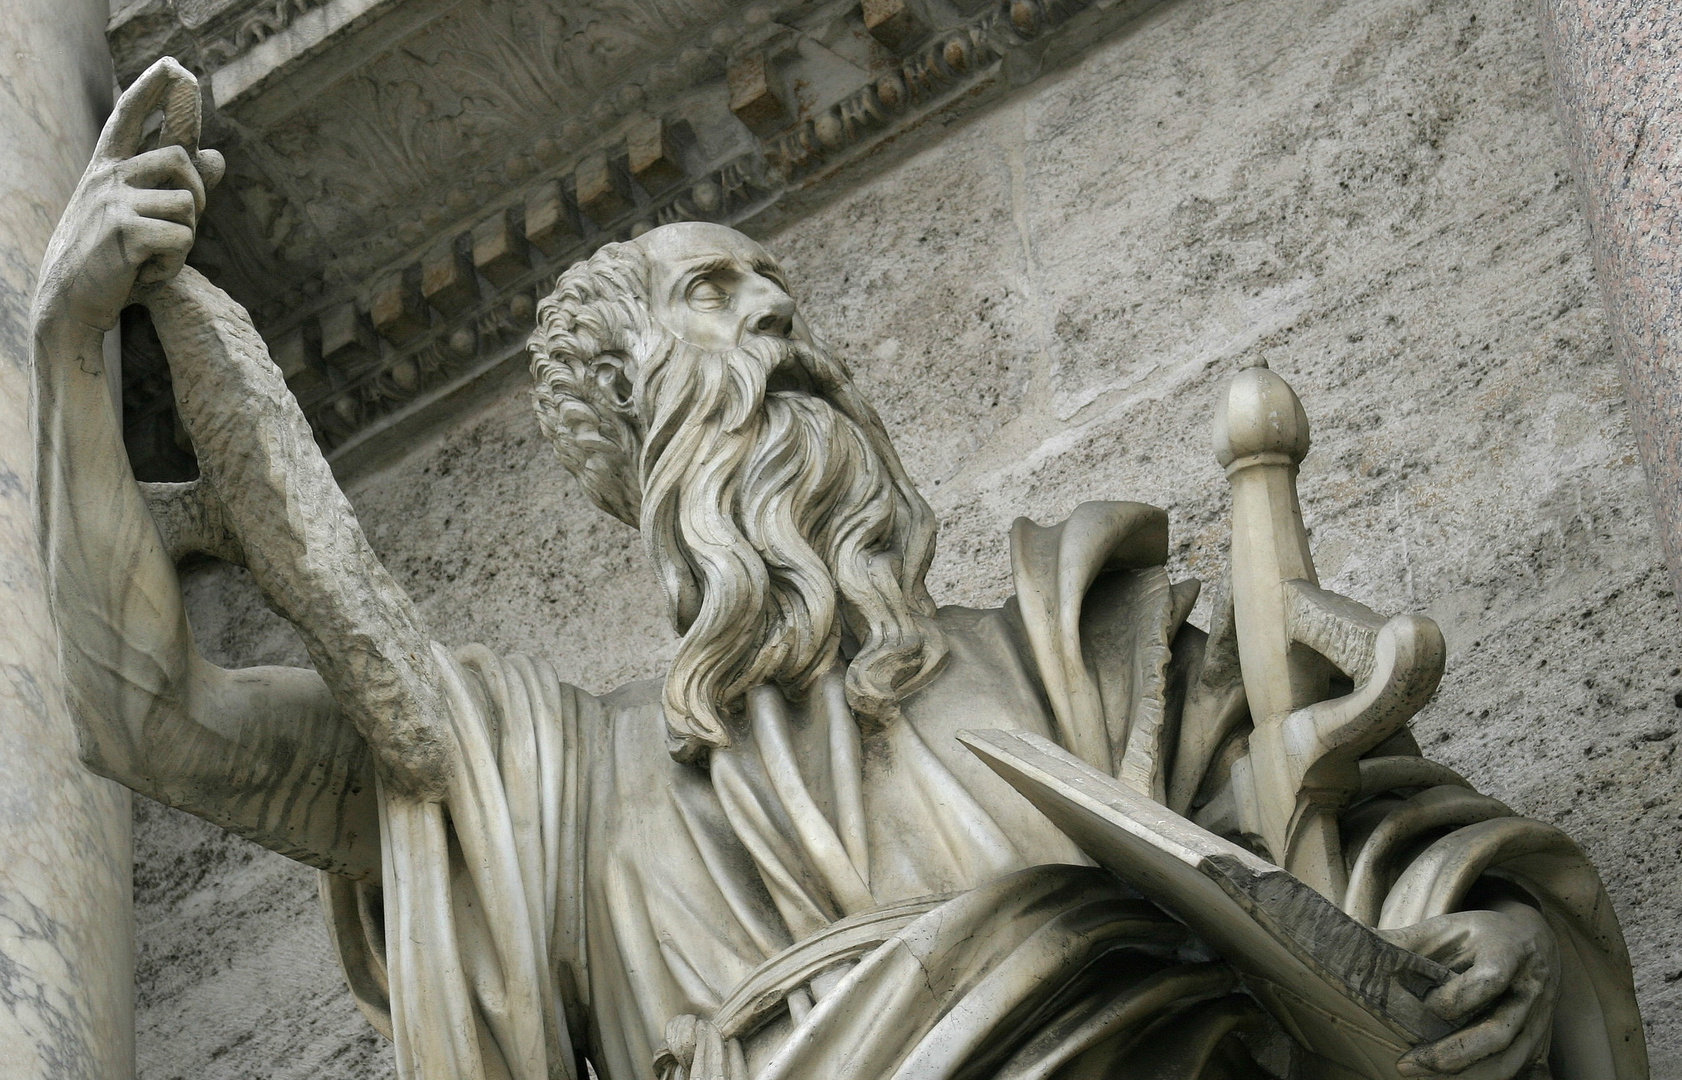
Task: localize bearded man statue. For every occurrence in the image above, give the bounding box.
[29,61,1646,1080]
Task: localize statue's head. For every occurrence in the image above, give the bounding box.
[529,222,946,761]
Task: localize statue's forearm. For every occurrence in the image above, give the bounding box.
[33,309,197,783]
[33,305,382,882]
[174,658,381,882]
[27,57,387,877]
[143,269,454,800]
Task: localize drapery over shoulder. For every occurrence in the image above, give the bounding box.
[323,645,595,1080]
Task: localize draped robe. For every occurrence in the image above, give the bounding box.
[321,502,1646,1080]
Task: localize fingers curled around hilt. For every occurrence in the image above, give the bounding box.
[103,58,226,287]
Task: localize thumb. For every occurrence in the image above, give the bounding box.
[194,149,226,193]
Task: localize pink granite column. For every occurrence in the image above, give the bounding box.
[1540,1,1682,604]
[0,2,136,1077]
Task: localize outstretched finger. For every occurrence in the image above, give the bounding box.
[122,145,207,216]
[94,57,199,164]
[1379,919,1446,957]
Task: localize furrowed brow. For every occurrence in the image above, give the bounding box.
[681,257,735,277]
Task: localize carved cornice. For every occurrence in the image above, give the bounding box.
[108,0,1154,478]
[202,0,334,66]
[108,0,341,84]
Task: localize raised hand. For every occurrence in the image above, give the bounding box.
[36,57,224,334]
[1385,903,1561,1079]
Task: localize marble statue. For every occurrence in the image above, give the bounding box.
[30,59,1647,1080]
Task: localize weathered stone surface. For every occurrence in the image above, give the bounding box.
[470,211,529,290]
[420,241,477,319]
[727,51,791,139]
[320,301,379,369]
[523,180,578,258]
[863,0,929,52]
[133,798,390,1080]
[627,116,688,195]
[142,0,1682,1074]
[573,150,634,227]
[369,269,428,346]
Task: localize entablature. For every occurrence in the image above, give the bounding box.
[109,0,1149,476]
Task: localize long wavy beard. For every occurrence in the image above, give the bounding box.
[636,333,946,763]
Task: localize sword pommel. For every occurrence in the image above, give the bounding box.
[1213,360,1310,475]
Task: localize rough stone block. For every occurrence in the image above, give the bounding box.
[471,210,530,289]
[628,116,687,194]
[319,301,379,369]
[270,323,320,381]
[862,0,927,52]
[369,267,429,346]
[575,151,634,226]
[525,179,579,256]
[421,239,479,317]
[728,52,789,137]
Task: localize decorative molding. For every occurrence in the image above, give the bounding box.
[108,0,1156,474]
[200,0,335,66]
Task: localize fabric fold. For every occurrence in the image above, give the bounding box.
[314,501,1648,1080]
[323,645,585,1080]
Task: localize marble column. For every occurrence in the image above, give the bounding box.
[0,2,136,1079]
[1540,2,1682,605]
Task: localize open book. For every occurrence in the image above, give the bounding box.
[958,729,1453,1080]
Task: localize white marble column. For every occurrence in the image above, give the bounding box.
[0,3,136,1079]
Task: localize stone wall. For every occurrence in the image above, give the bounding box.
[140,0,1682,1073]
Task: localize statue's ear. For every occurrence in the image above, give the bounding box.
[589,350,636,414]
[531,348,644,527]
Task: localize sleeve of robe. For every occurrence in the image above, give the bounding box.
[320,644,596,1080]
[1009,500,1647,1079]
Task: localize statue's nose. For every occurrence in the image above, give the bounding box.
[747,285,796,338]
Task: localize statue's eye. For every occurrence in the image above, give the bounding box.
[687,277,729,311]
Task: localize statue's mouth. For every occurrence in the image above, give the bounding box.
[765,353,818,397]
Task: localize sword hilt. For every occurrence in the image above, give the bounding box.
[1214,361,1444,903]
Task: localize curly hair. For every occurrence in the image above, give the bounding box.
[527,241,652,527]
